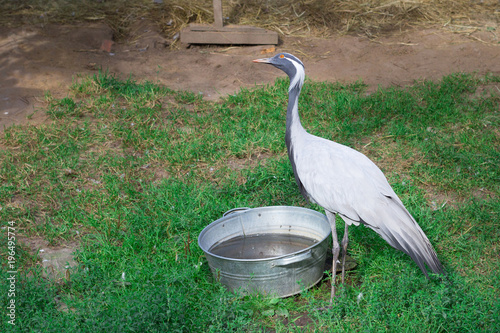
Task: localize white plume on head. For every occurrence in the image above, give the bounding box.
[287,57,305,92]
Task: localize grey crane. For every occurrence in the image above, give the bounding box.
[253,53,443,302]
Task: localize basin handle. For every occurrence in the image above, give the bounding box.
[222,207,251,217]
[272,250,313,267]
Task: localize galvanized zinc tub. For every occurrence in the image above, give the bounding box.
[198,206,331,297]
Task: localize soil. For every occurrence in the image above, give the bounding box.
[18,236,78,281]
[1,20,499,130]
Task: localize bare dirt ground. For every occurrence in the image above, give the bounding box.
[1,20,499,131]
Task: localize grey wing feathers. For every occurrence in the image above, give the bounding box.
[293,134,443,276]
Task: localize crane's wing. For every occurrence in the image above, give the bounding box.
[290,133,443,276]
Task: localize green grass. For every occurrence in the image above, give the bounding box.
[0,72,499,332]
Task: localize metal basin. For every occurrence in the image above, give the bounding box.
[198,206,331,297]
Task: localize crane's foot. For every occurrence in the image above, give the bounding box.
[329,257,340,303]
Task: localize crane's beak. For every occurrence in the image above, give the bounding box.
[252,58,271,63]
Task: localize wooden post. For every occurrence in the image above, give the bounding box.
[213,0,223,29]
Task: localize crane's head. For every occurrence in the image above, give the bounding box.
[253,53,305,92]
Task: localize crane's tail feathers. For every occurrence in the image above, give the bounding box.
[368,201,444,277]
[381,226,443,276]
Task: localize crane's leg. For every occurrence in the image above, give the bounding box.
[341,223,349,285]
[325,211,339,303]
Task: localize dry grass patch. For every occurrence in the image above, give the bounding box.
[1,0,497,39]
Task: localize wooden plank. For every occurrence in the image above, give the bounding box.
[188,24,268,32]
[180,25,278,45]
[213,0,223,29]
[181,29,278,45]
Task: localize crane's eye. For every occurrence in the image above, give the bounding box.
[279,54,285,58]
